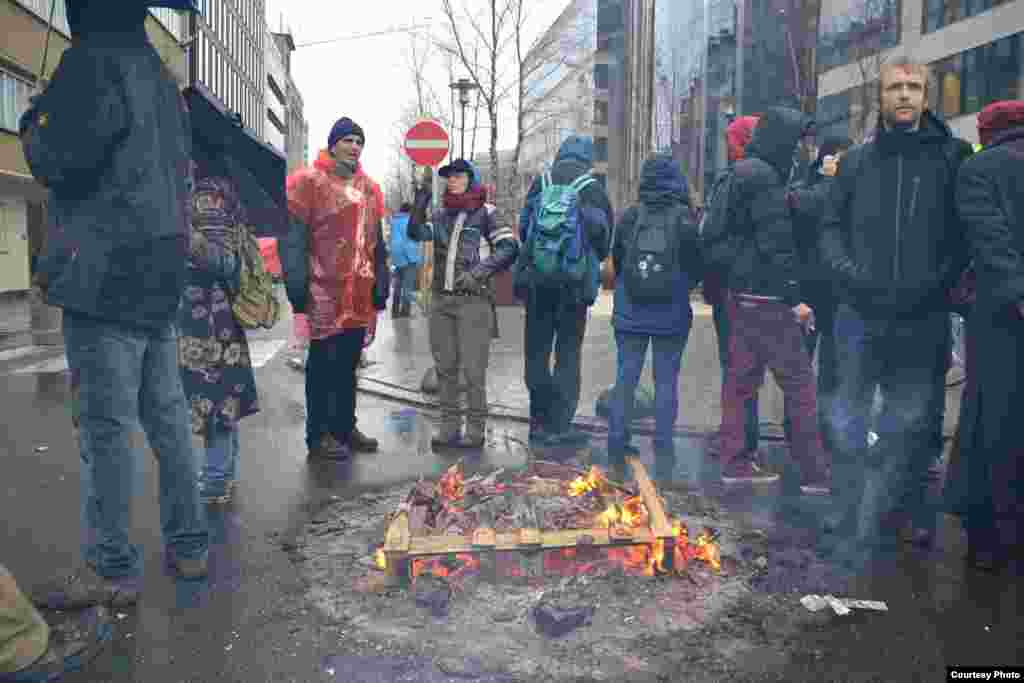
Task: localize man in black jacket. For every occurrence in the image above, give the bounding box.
[951,100,1024,574]
[713,107,830,493]
[517,136,613,446]
[19,0,209,607]
[820,58,973,548]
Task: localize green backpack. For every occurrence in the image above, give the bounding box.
[525,171,598,293]
[231,227,281,330]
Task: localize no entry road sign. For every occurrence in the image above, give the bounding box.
[404,120,450,167]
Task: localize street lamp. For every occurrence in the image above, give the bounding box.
[450,77,478,159]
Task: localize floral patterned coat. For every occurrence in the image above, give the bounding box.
[178,175,260,436]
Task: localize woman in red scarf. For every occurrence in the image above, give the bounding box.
[407,159,518,448]
[950,100,1024,574]
[282,117,389,460]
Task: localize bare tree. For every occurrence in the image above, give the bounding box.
[820,0,900,142]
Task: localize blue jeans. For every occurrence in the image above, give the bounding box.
[203,426,239,486]
[608,331,688,467]
[829,305,949,539]
[393,265,418,307]
[66,312,209,578]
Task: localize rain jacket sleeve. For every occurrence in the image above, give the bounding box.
[580,183,613,263]
[19,46,130,191]
[473,206,519,279]
[610,206,638,276]
[957,157,1024,306]
[281,169,313,313]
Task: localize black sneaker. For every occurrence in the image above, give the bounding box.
[349,427,379,453]
[307,435,352,461]
[4,606,112,682]
[721,459,780,485]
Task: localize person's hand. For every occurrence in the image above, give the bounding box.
[364,313,378,348]
[793,303,815,333]
[822,155,839,177]
[600,260,616,290]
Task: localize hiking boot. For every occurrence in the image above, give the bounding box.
[721,458,780,485]
[349,427,379,453]
[307,434,352,461]
[431,428,462,451]
[459,431,486,449]
[32,565,139,610]
[166,552,208,580]
[4,606,112,682]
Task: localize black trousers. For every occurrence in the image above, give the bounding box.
[305,327,365,449]
[524,290,588,433]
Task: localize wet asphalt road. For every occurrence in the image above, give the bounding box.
[1,299,1021,681]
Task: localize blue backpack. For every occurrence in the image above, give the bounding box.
[521,170,600,301]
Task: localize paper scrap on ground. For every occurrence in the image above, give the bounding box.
[800,595,888,615]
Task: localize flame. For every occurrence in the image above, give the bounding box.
[411,553,481,581]
[438,463,465,502]
[597,496,649,528]
[374,548,387,570]
[693,530,722,571]
[567,465,607,497]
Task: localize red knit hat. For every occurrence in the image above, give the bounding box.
[726,116,760,161]
[977,100,1024,146]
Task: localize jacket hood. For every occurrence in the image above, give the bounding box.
[639,154,689,207]
[66,0,148,39]
[726,116,760,161]
[746,107,811,178]
[555,136,594,167]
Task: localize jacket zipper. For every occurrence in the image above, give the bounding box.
[893,154,903,281]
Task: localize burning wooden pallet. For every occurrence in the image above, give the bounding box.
[378,457,720,585]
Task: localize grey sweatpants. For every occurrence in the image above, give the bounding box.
[430,293,494,436]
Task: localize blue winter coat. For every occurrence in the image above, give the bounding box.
[20,17,191,330]
[612,154,701,336]
[389,212,422,268]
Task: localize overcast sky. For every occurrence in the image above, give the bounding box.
[263,0,568,182]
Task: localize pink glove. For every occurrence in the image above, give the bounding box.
[290,313,310,351]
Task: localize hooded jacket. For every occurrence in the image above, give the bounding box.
[20,3,192,330]
[389,211,421,269]
[726,107,810,303]
[408,161,518,294]
[819,110,974,317]
[612,155,700,336]
[957,116,1024,309]
[516,136,614,302]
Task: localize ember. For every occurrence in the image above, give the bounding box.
[374,548,387,570]
[412,553,481,582]
[438,463,465,502]
[597,496,648,529]
[567,465,607,497]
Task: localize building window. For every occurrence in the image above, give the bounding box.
[923,0,1005,32]
[0,70,34,134]
[929,33,1023,118]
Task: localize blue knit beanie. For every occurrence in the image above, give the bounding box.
[328,117,365,149]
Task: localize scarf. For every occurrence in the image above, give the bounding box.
[442,187,487,211]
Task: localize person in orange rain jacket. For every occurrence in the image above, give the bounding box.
[280,117,389,461]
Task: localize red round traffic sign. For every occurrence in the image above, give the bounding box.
[404,120,450,167]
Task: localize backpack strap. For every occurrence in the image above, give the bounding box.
[541,170,552,192]
[569,173,596,193]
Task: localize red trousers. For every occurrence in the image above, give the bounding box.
[718,296,829,474]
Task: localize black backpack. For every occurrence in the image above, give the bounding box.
[623,205,684,304]
[698,169,744,277]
